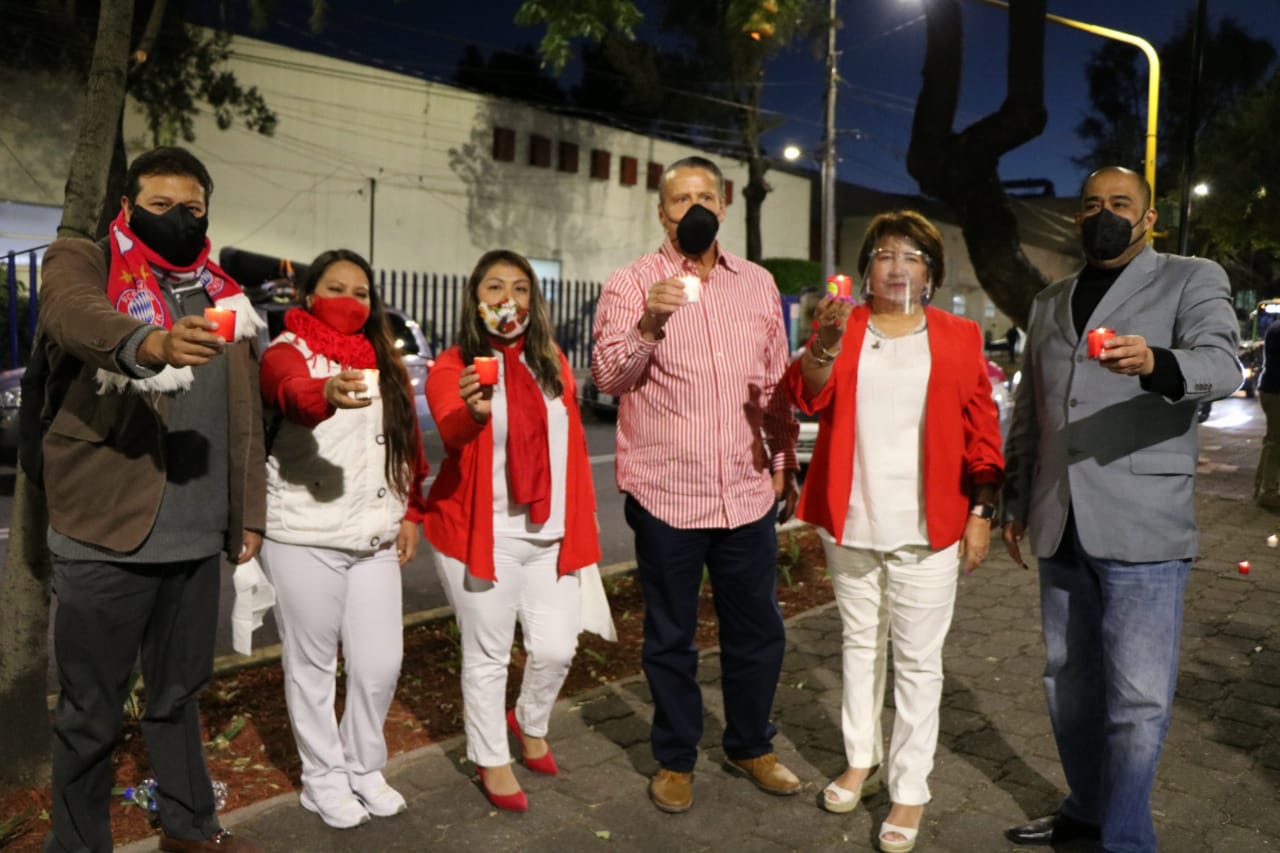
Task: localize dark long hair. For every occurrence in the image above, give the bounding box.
[458,249,563,398]
[300,249,418,498]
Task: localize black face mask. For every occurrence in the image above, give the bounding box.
[130,204,209,267]
[675,204,720,255]
[1080,207,1144,262]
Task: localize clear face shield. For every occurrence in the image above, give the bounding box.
[863,245,931,315]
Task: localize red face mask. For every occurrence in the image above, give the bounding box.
[310,295,370,335]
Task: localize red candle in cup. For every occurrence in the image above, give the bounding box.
[826,274,853,300]
[1238,560,1251,575]
[1087,327,1116,359]
[473,356,499,386]
[204,307,236,342]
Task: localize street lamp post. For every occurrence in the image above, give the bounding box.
[821,0,838,281]
[970,0,1160,241]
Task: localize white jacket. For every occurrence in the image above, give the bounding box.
[264,332,408,551]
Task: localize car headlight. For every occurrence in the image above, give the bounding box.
[0,386,20,409]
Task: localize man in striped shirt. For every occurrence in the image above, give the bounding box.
[592,156,800,814]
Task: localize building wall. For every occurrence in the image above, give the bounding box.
[111,35,812,283]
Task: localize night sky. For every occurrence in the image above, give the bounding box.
[193,0,1280,199]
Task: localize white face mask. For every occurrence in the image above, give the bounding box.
[478,298,530,339]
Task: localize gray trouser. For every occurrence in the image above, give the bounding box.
[45,554,221,853]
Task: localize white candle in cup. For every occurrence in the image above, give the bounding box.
[355,368,380,400]
[680,275,701,303]
[1268,534,1278,548]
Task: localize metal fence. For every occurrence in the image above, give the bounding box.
[378,269,602,369]
[4,247,44,369]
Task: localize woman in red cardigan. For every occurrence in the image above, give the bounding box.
[424,249,608,813]
[784,211,1003,853]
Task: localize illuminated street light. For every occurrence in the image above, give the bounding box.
[783,144,803,162]
[1193,182,1210,197]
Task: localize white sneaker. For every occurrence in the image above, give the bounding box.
[300,789,370,829]
[353,780,407,817]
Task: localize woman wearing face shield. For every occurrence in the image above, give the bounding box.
[423,249,612,813]
[783,211,1004,852]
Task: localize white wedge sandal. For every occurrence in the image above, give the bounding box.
[820,765,883,814]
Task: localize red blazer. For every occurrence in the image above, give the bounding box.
[423,346,600,581]
[784,304,1004,550]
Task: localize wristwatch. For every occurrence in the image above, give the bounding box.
[968,503,997,520]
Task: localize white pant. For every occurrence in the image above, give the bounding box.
[434,537,582,767]
[260,540,403,799]
[824,539,959,805]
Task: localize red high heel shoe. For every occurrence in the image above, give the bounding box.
[476,766,528,812]
[507,708,559,775]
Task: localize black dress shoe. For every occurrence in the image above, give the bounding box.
[1005,812,1101,846]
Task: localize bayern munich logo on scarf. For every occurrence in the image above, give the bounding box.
[116,287,166,325]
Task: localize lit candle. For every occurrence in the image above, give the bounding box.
[1238,560,1251,575]
[355,368,380,400]
[826,274,853,300]
[473,356,499,386]
[204,307,236,342]
[1268,534,1278,548]
[1087,327,1116,359]
[680,275,702,303]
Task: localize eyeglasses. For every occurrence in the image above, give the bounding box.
[869,248,930,267]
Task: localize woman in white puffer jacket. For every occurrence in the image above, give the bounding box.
[258,249,428,830]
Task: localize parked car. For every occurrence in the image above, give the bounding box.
[0,367,22,460]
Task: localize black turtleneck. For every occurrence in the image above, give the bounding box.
[1072,262,1185,401]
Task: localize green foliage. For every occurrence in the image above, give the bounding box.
[516,0,644,73]
[762,257,822,295]
[0,809,35,847]
[1193,69,1280,286]
[123,670,144,721]
[775,530,801,588]
[132,24,277,146]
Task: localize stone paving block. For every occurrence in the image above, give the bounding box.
[1207,717,1270,750]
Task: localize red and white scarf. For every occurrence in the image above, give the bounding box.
[98,209,263,394]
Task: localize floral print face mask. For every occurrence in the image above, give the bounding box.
[478,298,530,339]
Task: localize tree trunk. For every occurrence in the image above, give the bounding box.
[1,0,135,790]
[742,65,769,263]
[94,112,129,240]
[59,0,135,239]
[0,472,53,787]
[906,0,1051,329]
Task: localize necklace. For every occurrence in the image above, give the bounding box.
[867,315,927,341]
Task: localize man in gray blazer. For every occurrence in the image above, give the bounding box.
[1001,166,1242,853]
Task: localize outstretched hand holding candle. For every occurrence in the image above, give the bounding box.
[1092,329,1156,376]
[459,362,493,424]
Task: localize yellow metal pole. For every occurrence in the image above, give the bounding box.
[971,0,1160,238]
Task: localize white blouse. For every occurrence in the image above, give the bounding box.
[488,352,569,540]
[836,319,932,551]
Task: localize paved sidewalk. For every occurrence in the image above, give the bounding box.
[120,403,1280,852]
[122,495,1279,853]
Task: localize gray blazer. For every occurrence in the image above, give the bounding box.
[1002,246,1242,562]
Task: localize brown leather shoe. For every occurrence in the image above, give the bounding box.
[725,752,802,796]
[159,829,261,852]
[649,768,694,813]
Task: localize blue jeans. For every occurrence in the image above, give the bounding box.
[1040,539,1190,853]
[625,495,785,772]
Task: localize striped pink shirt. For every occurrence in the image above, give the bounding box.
[592,239,798,529]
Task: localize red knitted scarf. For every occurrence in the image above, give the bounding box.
[285,307,377,368]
